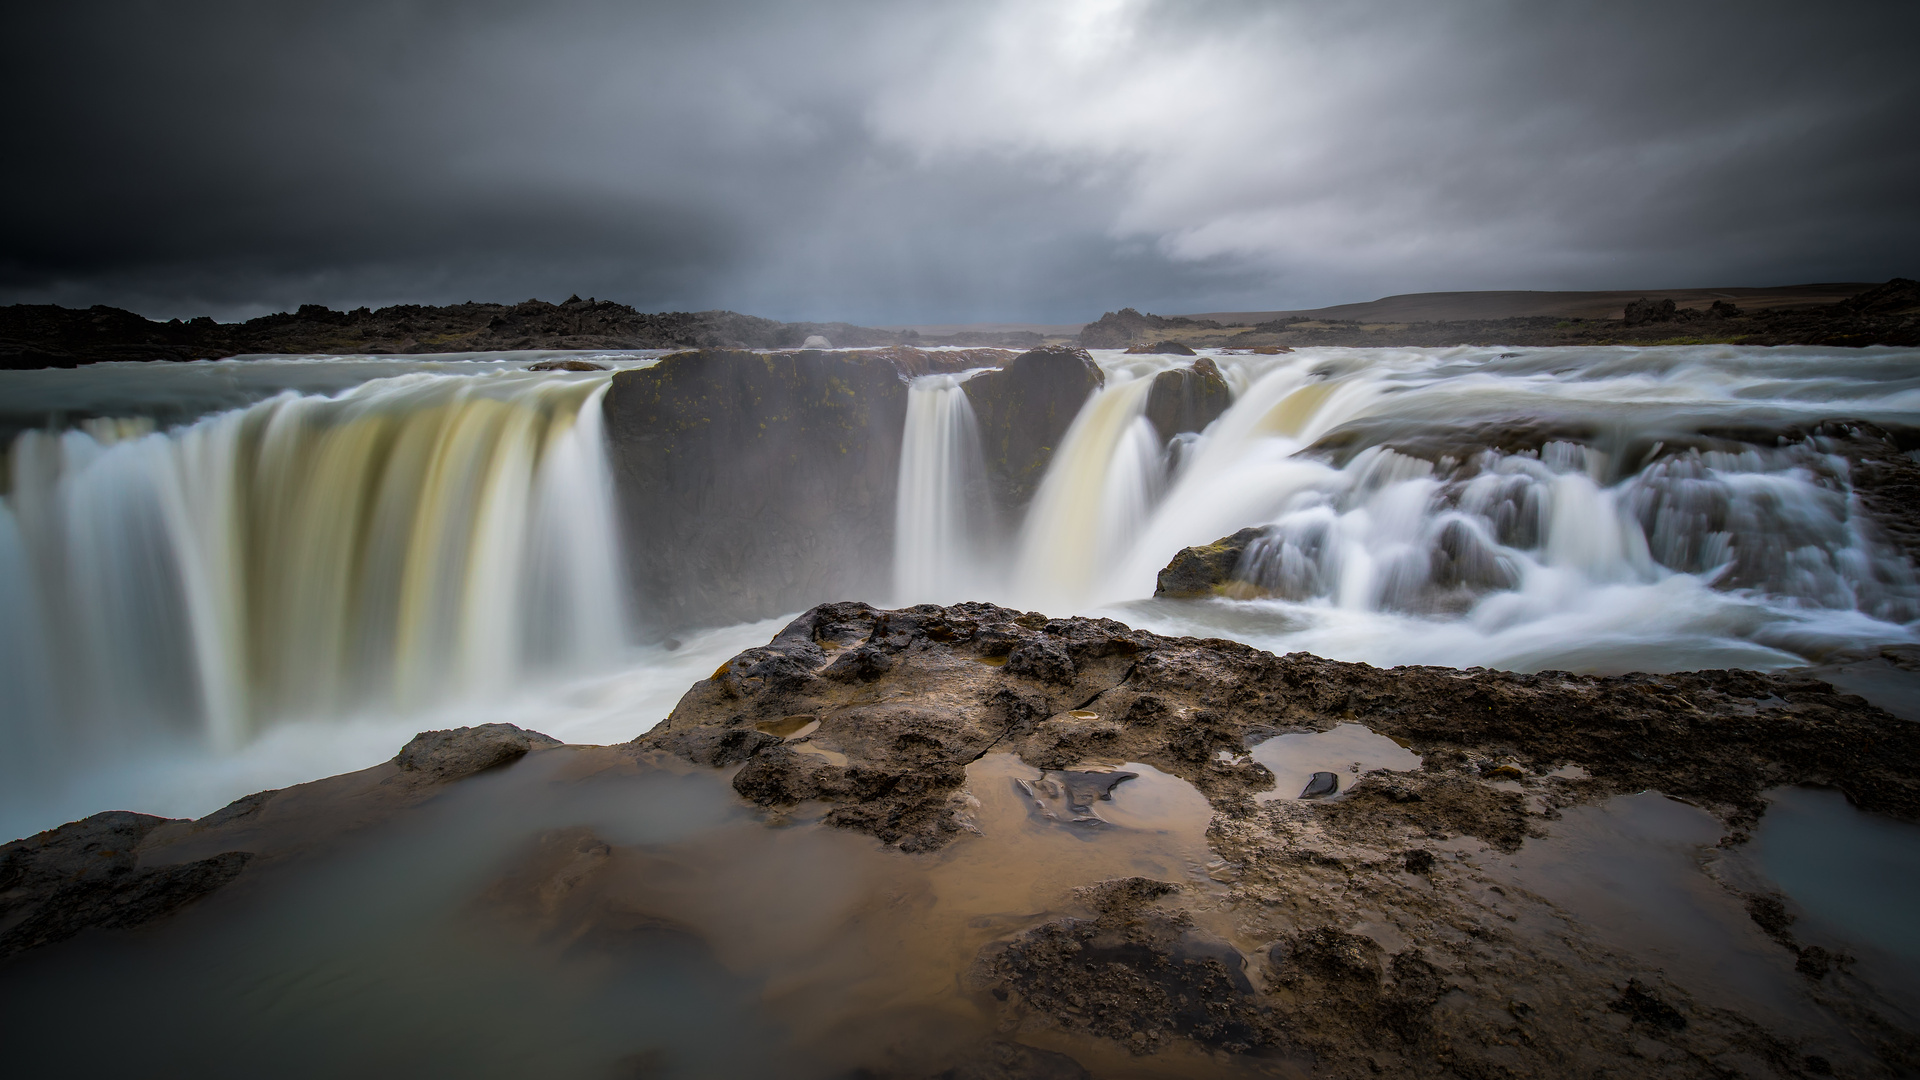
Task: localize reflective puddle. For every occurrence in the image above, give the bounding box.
[1245,722,1422,801]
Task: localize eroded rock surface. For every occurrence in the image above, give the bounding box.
[643,601,1916,844]
[641,601,1920,1076]
[393,723,565,780]
[0,811,250,959]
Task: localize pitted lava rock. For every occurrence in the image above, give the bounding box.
[970,878,1277,1055]
[634,601,1920,1076]
[639,600,1917,852]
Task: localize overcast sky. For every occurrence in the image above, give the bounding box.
[3,0,1915,324]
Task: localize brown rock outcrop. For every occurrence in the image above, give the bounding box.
[637,601,1920,1076]
[641,600,1918,846]
[393,723,564,780]
[0,811,249,959]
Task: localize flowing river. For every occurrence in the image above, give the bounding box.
[2,345,1916,838]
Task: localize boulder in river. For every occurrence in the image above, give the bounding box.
[1153,526,1265,597]
[962,345,1106,512]
[1143,355,1232,442]
[1124,340,1197,355]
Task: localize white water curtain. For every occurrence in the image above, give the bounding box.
[0,372,633,764]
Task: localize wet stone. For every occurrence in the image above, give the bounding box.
[1299,771,1340,799]
[1017,770,1138,825]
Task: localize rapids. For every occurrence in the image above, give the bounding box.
[2,344,1917,837]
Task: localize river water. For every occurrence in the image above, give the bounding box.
[2,345,1916,837]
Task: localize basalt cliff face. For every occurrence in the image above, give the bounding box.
[962,345,1107,511]
[602,348,912,629]
[600,346,1097,629]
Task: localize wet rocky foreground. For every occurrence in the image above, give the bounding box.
[4,602,1918,1078]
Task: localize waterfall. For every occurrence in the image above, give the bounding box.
[893,375,994,604]
[1011,376,1161,610]
[983,346,1916,671]
[0,371,633,785]
[5,342,1917,835]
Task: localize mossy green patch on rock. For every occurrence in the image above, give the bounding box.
[1154,526,1266,598]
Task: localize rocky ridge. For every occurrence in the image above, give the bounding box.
[637,600,1919,1076]
[0,297,1043,370]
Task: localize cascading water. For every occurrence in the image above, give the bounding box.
[913,346,1918,672]
[1012,375,1163,610]
[0,371,634,807]
[893,375,994,605]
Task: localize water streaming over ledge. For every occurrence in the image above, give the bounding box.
[893,375,994,605]
[1,371,632,802]
[3,344,1918,834]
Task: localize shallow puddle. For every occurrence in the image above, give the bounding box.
[1245,722,1422,801]
[1742,784,1920,1018]
[1490,789,1918,1057]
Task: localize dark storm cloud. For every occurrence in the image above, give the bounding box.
[2,0,1915,323]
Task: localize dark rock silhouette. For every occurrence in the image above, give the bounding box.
[602,348,914,629]
[0,811,249,959]
[1622,296,1679,326]
[962,345,1106,512]
[0,299,1023,370]
[1078,308,1225,349]
[1143,355,1232,442]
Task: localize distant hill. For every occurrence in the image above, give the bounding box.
[1082,279,1919,350]
[1181,283,1878,326]
[6,279,1916,370]
[0,298,1043,369]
